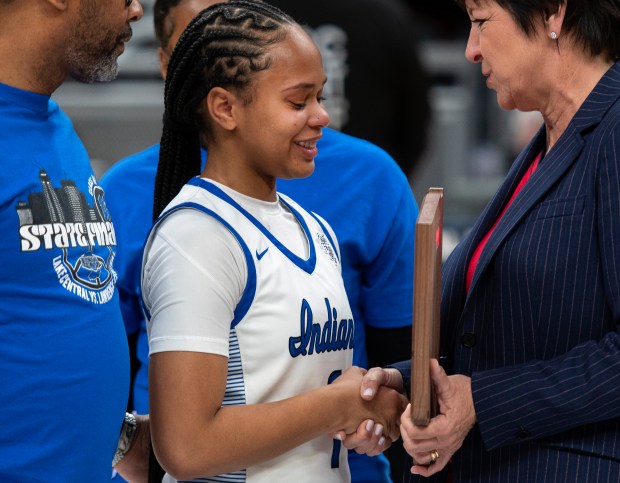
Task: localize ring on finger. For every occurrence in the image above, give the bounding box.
[429,449,439,464]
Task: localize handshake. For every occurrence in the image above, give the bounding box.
[328,365,407,455]
[330,360,475,477]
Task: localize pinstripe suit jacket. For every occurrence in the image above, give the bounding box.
[398,61,620,482]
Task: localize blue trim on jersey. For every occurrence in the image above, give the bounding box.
[199,329,248,482]
[186,472,246,482]
[308,212,340,263]
[146,202,257,329]
[189,177,317,274]
[222,329,247,408]
[327,370,343,469]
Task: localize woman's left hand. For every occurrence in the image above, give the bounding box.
[401,359,476,477]
[333,418,393,455]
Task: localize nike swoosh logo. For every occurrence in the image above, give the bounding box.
[256,247,269,261]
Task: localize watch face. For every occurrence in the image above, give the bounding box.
[113,413,137,466]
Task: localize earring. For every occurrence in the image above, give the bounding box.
[550,31,558,40]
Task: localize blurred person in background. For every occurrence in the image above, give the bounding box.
[269,0,432,178]
[404,0,469,39]
[346,0,620,481]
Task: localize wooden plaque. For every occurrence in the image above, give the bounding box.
[411,187,443,426]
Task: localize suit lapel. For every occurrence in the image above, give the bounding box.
[466,129,583,297]
[465,61,620,303]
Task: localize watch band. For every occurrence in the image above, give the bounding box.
[112,412,137,467]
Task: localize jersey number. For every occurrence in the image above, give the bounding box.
[327,370,342,469]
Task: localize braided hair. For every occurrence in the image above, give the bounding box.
[153,0,295,220]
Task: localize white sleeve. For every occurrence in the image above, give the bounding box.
[142,208,247,358]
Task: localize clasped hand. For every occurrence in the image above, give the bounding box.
[331,366,408,453]
[335,360,476,477]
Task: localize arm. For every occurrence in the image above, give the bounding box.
[114,414,150,483]
[470,120,620,451]
[399,360,475,477]
[150,352,406,480]
[335,364,408,453]
[346,360,475,477]
[470,335,620,449]
[362,171,418,360]
[143,211,407,480]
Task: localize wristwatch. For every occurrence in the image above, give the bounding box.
[112,412,137,467]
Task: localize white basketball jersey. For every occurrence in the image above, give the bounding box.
[158,177,354,483]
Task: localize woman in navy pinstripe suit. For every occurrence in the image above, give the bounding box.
[341,0,620,481]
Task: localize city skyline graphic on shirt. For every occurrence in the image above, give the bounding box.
[15,169,118,301]
[16,169,107,228]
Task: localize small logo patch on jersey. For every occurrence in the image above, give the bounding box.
[316,232,338,265]
[256,247,269,261]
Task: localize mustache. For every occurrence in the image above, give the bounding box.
[117,27,133,44]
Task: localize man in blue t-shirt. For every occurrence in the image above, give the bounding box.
[0,1,149,481]
[101,1,420,481]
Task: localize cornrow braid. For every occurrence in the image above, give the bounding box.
[153,0,296,220]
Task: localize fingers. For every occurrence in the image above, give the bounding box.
[360,367,386,400]
[429,358,450,399]
[399,361,474,478]
[339,419,391,456]
[410,449,446,477]
[361,367,404,400]
[335,366,407,445]
[370,388,407,441]
[400,405,440,457]
[360,420,387,456]
[402,407,447,477]
[333,366,404,436]
[350,421,391,456]
[411,448,440,466]
[338,420,367,450]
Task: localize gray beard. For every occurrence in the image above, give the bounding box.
[67,50,120,84]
